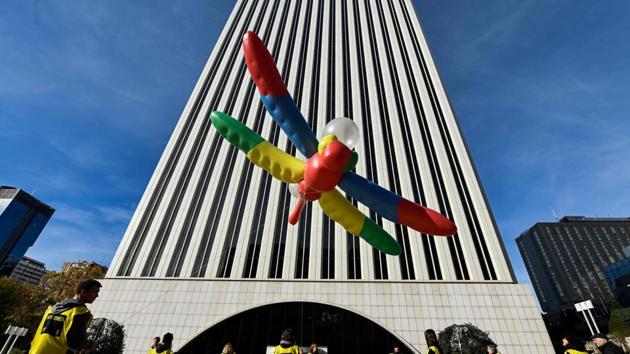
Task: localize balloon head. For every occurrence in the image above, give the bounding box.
[320,117,359,150]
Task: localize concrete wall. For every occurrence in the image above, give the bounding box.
[90,278,554,353]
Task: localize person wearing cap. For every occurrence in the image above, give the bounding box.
[591,333,624,354]
[424,329,443,354]
[561,336,587,354]
[486,344,501,354]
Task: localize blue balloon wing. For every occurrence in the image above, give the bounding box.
[243,32,319,158]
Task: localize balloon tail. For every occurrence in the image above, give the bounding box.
[288,198,305,225]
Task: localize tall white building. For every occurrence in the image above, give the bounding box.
[92,1,553,353]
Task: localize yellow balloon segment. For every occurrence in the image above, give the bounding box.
[317,134,337,154]
[318,189,365,235]
[246,141,305,183]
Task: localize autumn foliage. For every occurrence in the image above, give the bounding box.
[0,265,106,350]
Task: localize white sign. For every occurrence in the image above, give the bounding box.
[574,300,594,312]
[3,326,27,336]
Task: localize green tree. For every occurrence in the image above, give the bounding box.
[0,264,106,350]
[87,318,125,354]
[608,303,630,354]
[438,323,496,354]
[41,266,106,303]
[608,307,630,337]
[0,277,48,350]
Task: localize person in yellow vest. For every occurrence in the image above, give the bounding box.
[273,328,302,354]
[424,329,443,354]
[147,336,160,354]
[148,333,174,354]
[562,336,588,354]
[29,279,101,354]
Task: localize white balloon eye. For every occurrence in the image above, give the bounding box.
[320,117,360,150]
[288,183,302,199]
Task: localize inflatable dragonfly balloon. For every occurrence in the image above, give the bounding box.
[210,32,456,255]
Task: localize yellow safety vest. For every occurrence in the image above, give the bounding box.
[29,304,92,354]
[426,346,441,354]
[565,350,588,354]
[148,348,173,354]
[274,344,300,354]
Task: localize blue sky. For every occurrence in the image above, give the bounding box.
[1,1,629,287]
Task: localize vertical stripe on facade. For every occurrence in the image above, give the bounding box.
[341,0,362,280]
[142,1,264,277]
[362,0,418,279]
[293,0,320,279]
[241,0,293,279]
[268,0,304,279]
[187,1,266,278]
[398,0,502,280]
[116,1,249,277]
[373,0,444,279]
[351,0,390,280]
[215,0,275,279]
[395,0,472,280]
[320,0,337,280]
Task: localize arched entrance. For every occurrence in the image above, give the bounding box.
[178,301,416,353]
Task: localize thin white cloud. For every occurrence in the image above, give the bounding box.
[96,206,134,224]
[48,137,112,169]
[26,222,116,270]
[26,202,127,270]
[52,203,95,227]
[445,1,535,75]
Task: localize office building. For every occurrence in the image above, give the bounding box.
[0,186,54,276]
[517,216,630,314]
[9,256,46,285]
[61,260,108,274]
[91,1,552,353]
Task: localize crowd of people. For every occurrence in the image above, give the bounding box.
[217,328,323,354]
[148,333,174,354]
[25,278,628,354]
[562,334,626,354]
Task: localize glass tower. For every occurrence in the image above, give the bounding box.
[0,186,54,276]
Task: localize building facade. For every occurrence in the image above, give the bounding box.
[517,216,630,314]
[92,1,552,352]
[9,256,46,285]
[0,186,54,276]
[61,260,108,274]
